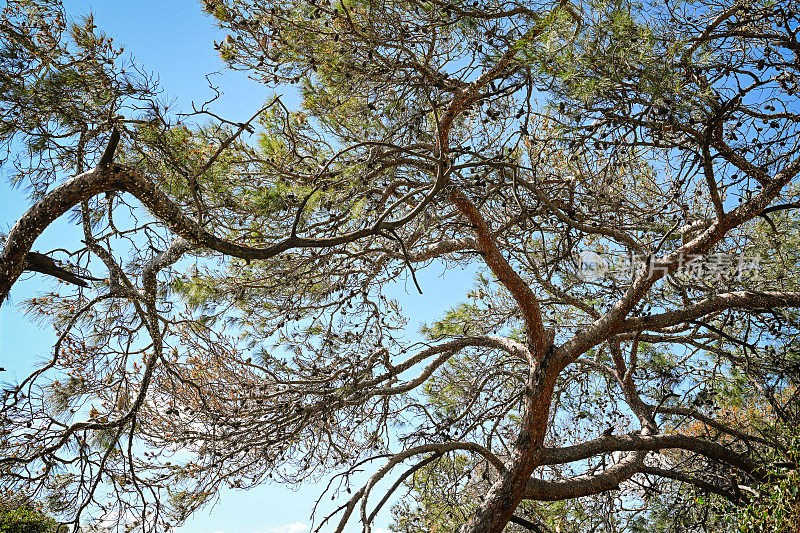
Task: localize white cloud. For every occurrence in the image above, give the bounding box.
[373,529,391,533]
[259,523,309,533]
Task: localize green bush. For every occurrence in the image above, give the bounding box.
[720,431,800,533]
[729,469,800,533]
[0,506,59,533]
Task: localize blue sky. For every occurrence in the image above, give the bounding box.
[0,2,475,531]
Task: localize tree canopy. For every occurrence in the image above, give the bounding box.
[1,0,800,531]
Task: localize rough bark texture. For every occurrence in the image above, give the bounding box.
[458,355,559,533]
[1,168,124,301]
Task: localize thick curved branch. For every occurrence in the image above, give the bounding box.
[523,451,646,500]
[640,465,738,502]
[404,236,478,263]
[1,168,126,302]
[620,291,800,333]
[0,160,438,302]
[539,433,760,477]
[449,188,546,357]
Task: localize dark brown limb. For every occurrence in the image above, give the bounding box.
[510,514,551,533]
[96,128,120,169]
[24,251,91,287]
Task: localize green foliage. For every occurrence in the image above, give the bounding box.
[731,471,800,532]
[0,1,156,196]
[390,454,478,533]
[0,505,59,533]
[420,303,482,339]
[171,274,219,309]
[722,432,800,533]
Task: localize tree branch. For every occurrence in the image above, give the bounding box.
[449,188,546,358]
[523,451,646,500]
[539,433,760,477]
